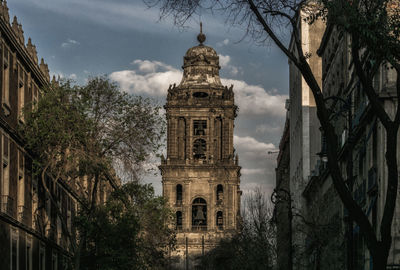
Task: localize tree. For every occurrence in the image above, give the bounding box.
[21,77,165,269]
[77,182,176,270]
[146,0,400,268]
[196,188,276,270]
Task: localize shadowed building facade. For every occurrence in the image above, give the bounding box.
[160,27,241,269]
[0,2,118,269]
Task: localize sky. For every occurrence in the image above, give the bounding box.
[9,0,289,196]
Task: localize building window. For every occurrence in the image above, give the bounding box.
[193,139,206,159]
[10,228,18,270]
[32,176,38,230]
[17,150,25,223]
[1,133,11,215]
[26,237,32,270]
[216,184,223,202]
[2,44,10,109]
[57,216,62,246]
[18,65,25,122]
[192,198,207,231]
[67,196,72,233]
[32,83,39,110]
[39,244,45,270]
[176,211,182,230]
[176,184,182,204]
[193,120,207,135]
[52,252,58,270]
[216,211,223,230]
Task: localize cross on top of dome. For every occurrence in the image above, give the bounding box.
[197,22,206,44]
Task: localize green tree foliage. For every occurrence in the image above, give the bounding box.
[77,182,175,270]
[196,188,275,270]
[20,77,166,269]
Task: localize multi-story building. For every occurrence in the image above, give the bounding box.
[279,7,399,270]
[160,28,241,269]
[315,20,399,269]
[0,2,117,269]
[286,8,325,268]
[275,110,291,270]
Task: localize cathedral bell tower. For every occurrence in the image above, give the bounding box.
[160,25,241,268]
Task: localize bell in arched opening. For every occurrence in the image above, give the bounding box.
[192,198,207,231]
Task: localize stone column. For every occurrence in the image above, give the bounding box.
[184,180,191,231]
[208,180,214,230]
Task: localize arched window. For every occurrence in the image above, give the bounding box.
[216,184,223,202]
[176,211,182,230]
[216,211,223,230]
[193,139,206,159]
[192,198,207,231]
[176,184,182,204]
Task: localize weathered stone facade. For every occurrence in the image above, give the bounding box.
[160,29,241,269]
[287,9,325,269]
[0,2,117,269]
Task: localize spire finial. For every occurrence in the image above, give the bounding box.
[197,22,206,44]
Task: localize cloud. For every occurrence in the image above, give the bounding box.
[241,168,265,175]
[222,78,288,117]
[219,55,231,68]
[131,59,176,74]
[219,54,240,76]
[111,59,287,117]
[110,60,182,96]
[234,135,275,158]
[61,38,80,48]
[217,39,230,47]
[255,123,283,135]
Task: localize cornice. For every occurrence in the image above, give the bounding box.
[0,15,49,87]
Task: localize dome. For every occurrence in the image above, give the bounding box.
[178,28,223,88]
[184,45,218,59]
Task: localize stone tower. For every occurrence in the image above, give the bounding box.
[160,26,241,268]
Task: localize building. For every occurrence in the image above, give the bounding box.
[277,4,400,269]
[160,27,241,269]
[0,2,117,269]
[286,8,325,268]
[275,110,291,270]
[315,20,399,269]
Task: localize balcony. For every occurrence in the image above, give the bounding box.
[1,195,14,217]
[191,225,207,232]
